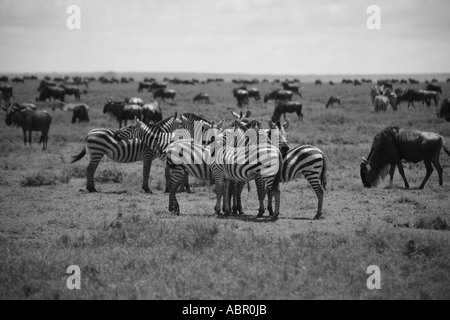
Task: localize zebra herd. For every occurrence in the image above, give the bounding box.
[71,111,327,220]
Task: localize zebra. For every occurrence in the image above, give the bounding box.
[70,113,185,193]
[267,144,327,220]
[210,120,284,220]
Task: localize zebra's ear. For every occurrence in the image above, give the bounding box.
[216,119,224,130]
[231,111,239,119]
[283,119,290,130]
[244,110,251,118]
[202,121,212,129]
[267,120,276,129]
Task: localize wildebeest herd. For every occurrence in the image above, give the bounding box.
[1,74,450,221]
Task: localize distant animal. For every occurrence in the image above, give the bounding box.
[408,78,419,84]
[421,90,440,107]
[326,96,341,108]
[234,89,249,108]
[103,98,143,128]
[0,84,14,99]
[193,93,211,104]
[153,88,176,101]
[374,95,389,112]
[438,98,450,121]
[142,101,162,124]
[37,80,57,92]
[281,82,301,97]
[247,88,260,101]
[263,89,293,104]
[72,104,90,123]
[399,89,438,108]
[12,77,24,83]
[137,81,153,92]
[329,81,334,85]
[60,84,81,101]
[353,79,362,86]
[36,86,65,103]
[272,101,303,122]
[360,126,450,189]
[125,97,144,107]
[0,76,8,82]
[5,105,52,150]
[315,80,322,85]
[426,84,442,94]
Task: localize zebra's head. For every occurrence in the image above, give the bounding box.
[268,119,289,156]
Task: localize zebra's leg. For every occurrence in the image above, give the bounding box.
[142,155,153,193]
[226,181,233,214]
[255,177,266,217]
[235,181,246,215]
[222,179,232,216]
[305,176,324,220]
[164,166,171,193]
[168,167,184,215]
[267,187,273,216]
[271,186,281,221]
[86,155,103,192]
[214,175,224,215]
[184,173,192,193]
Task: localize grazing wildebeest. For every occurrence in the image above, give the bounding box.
[142,101,162,124]
[72,104,90,123]
[281,81,301,97]
[234,89,249,108]
[426,84,442,94]
[360,126,450,189]
[37,80,57,92]
[329,81,334,85]
[36,86,65,103]
[408,78,419,84]
[12,77,24,83]
[137,81,153,92]
[0,76,8,82]
[60,84,82,101]
[421,90,439,107]
[193,93,211,104]
[354,79,362,86]
[438,98,450,121]
[103,99,143,128]
[399,89,437,108]
[247,87,260,101]
[315,80,322,85]
[0,84,14,99]
[272,101,303,122]
[264,89,293,104]
[326,96,341,108]
[153,88,176,102]
[125,97,144,107]
[5,105,52,150]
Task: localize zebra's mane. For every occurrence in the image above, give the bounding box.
[366,126,399,185]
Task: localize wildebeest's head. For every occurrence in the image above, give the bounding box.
[360,157,372,188]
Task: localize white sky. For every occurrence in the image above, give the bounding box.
[0,0,449,74]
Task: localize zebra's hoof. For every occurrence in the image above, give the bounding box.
[313,214,322,220]
[143,187,153,194]
[271,214,279,221]
[185,189,193,194]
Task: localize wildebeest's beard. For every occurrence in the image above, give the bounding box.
[360,162,371,188]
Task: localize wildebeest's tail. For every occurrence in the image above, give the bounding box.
[320,155,327,191]
[443,144,450,158]
[71,146,86,163]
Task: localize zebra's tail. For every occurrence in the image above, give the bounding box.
[71,145,86,163]
[320,155,327,191]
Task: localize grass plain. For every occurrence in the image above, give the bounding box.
[0,77,449,299]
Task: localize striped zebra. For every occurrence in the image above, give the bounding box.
[267,145,327,220]
[70,113,184,193]
[211,120,284,219]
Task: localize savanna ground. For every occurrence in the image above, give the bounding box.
[1,76,450,300]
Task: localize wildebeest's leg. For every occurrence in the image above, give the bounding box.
[86,155,103,192]
[28,130,32,146]
[419,160,434,189]
[22,129,27,146]
[396,161,409,188]
[388,164,396,188]
[432,154,443,186]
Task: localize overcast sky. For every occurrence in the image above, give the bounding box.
[0,0,449,75]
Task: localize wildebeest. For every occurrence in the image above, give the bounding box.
[421,90,440,107]
[125,97,144,107]
[272,101,303,122]
[12,76,24,83]
[263,89,293,104]
[36,86,65,103]
[193,93,211,104]
[0,84,14,99]
[234,89,249,108]
[247,87,260,101]
[353,79,362,86]
[329,81,334,85]
[315,80,322,85]
[281,81,301,97]
[103,98,143,128]
[72,104,90,123]
[398,89,438,108]
[142,101,162,124]
[408,78,419,84]
[438,98,450,121]
[137,81,153,92]
[326,96,341,108]
[60,84,82,101]
[5,105,52,150]
[0,76,8,82]
[360,126,450,189]
[153,88,176,102]
[426,84,442,94]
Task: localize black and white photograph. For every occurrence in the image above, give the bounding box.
[0,0,449,302]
